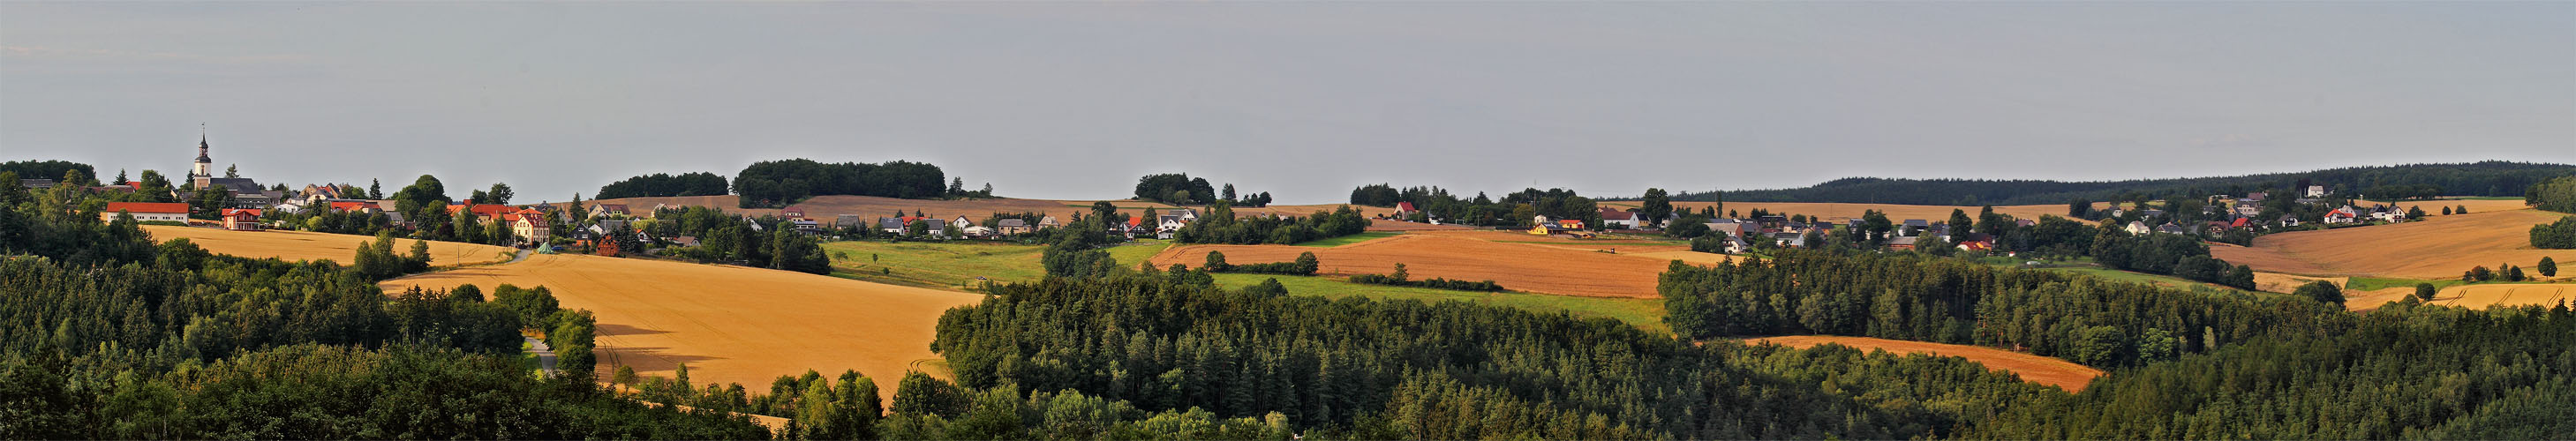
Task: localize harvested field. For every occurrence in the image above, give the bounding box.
[569,195,1398,223]
[380,253,983,402]
[1628,250,1736,265]
[1598,201,2073,223]
[2209,209,2576,279]
[141,225,515,266]
[2252,272,2346,295]
[2429,284,2576,310]
[1738,335,2104,392]
[1151,234,1675,298]
[1411,229,1691,253]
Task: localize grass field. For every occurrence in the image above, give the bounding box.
[820,241,1048,289]
[1206,273,1670,334]
[1736,336,2104,392]
[1294,231,1401,248]
[2346,276,2468,292]
[1154,234,1675,298]
[1104,241,1172,268]
[2038,267,2289,301]
[380,252,984,403]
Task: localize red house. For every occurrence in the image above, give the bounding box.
[221,209,265,231]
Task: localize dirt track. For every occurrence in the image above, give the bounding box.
[1738,335,2104,392]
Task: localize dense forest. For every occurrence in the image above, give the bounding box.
[1675,161,2574,206]
[597,172,732,199]
[648,206,832,274]
[1133,173,1269,206]
[931,274,2066,439]
[733,159,948,208]
[0,181,767,438]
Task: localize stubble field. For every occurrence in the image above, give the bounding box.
[1737,335,2105,392]
[378,253,985,403]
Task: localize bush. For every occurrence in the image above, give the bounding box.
[1212,251,1318,276]
[1349,263,1503,292]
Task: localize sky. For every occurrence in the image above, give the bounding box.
[4,2,2571,204]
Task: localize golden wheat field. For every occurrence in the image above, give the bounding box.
[2209,209,2576,279]
[141,225,516,266]
[380,253,984,402]
[1737,335,2104,392]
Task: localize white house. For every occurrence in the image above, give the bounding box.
[2305,185,2327,198]
[2124,220,2152,235]
[1599,208,1640,229]
[2324,206,2361,224]
[102,202,191,223]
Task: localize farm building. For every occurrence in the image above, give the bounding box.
[1599,208,1640,229]
[102,202,192,223]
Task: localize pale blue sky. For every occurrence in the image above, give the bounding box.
[4,2,2570,203]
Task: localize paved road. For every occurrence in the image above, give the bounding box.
[525,336,556,377]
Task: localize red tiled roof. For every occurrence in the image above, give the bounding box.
[448,204,517,217]
[329,201,377,212]
[1128,215,1144,226]
[104,202,191,214]
[1396,202,1418,212]
[1599,208,1637,220]
[222,208,263,217]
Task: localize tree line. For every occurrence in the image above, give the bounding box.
[1171,204,1369,244]
[648,206,832,274]
[1661,250,2338,367]
[1349,183,1602,228]
[1679,161,2573,206]
[598,172,731,199]
[734,159,949,208]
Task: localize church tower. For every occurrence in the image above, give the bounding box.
[191,130,213,178]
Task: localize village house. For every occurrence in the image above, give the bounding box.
[780,206,809,220]
[2234,202,2263,218]
[997,218,1033,235]
[504,208,550,246]
[220,208,265,231]
[1392,201,1420,220]
[2305,185,2327,198]
[2157,222,2191,235]
[1037,215,1060,229]
[1156,209,1200,238]
[2324,206,2361,224]
[589,204,630,219]
[101,202,192,223]
[1598,207,1641,229]
[2277,215,2302,228]
[1901,219,1930,236]
[951,215,974,229]
[789,219,823,235]
[2125,220,2152,235]
[2369,206,2400,222]
[877,217,908,234]
[1887,235,1920,251]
